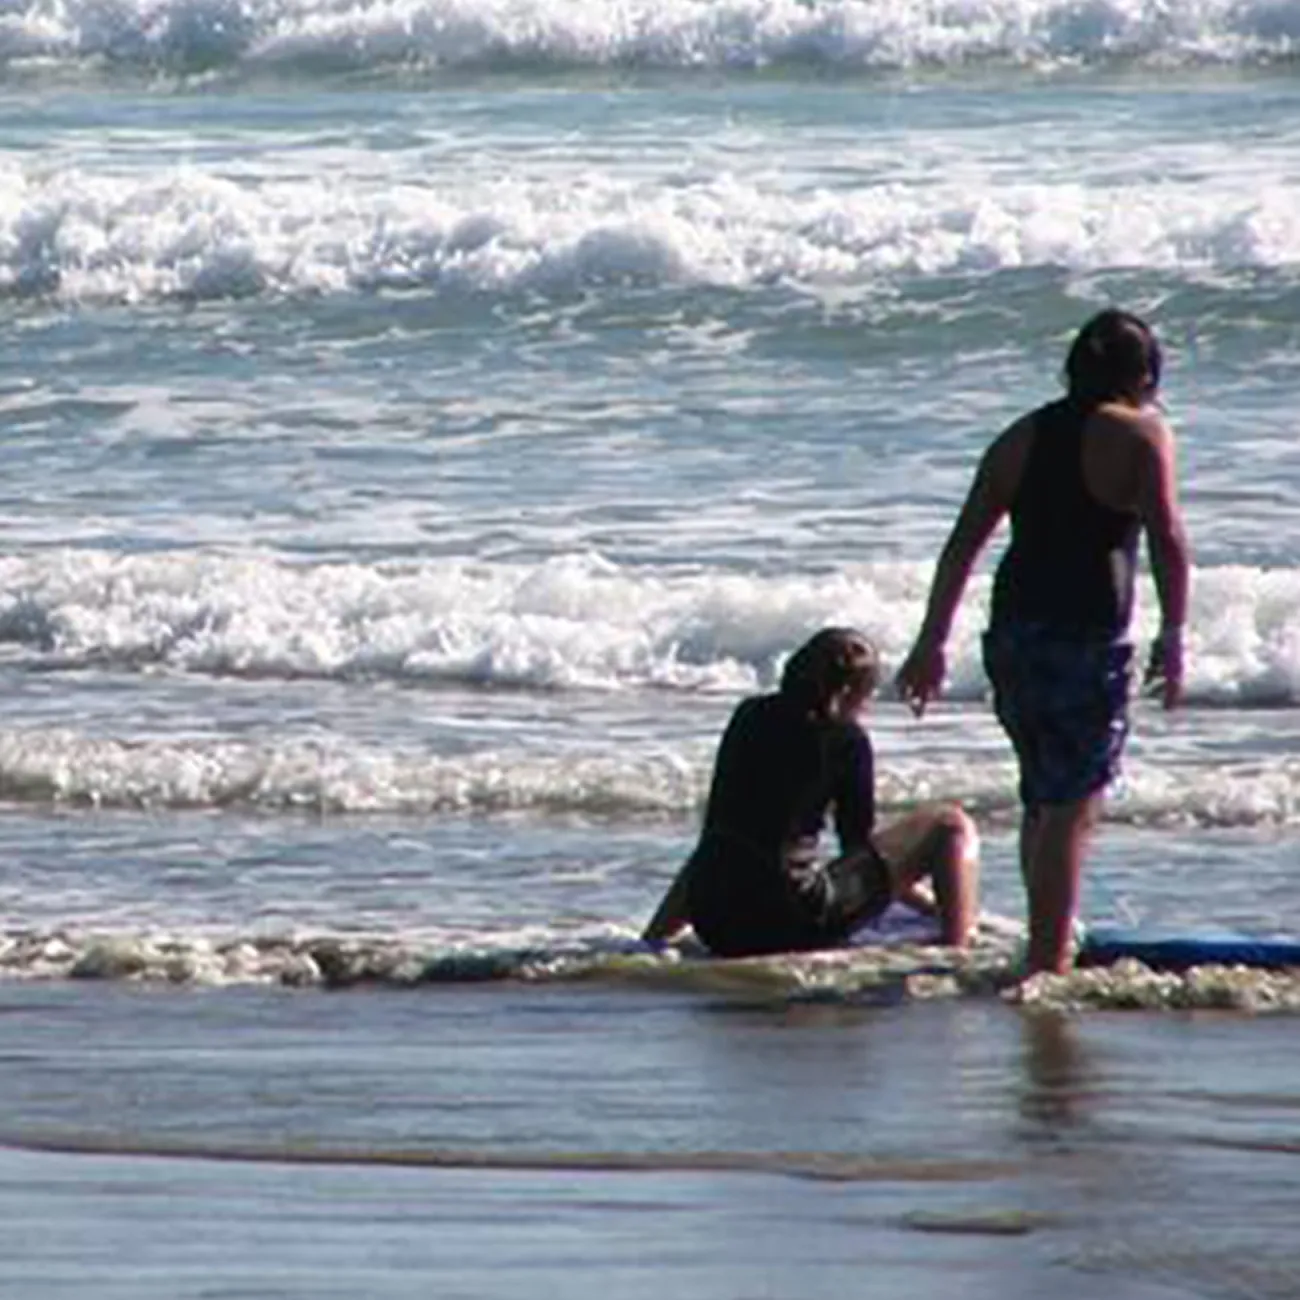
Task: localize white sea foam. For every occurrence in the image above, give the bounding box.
[5,920,1300,1014]
[0,725,711,815]
[0,0,1295,75]
[0,915,997,992]
[0,722,1295,828]
[0,551,1297,826]
[3,163,1300,303]
[0,548,1294,701]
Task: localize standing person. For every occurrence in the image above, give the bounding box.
[642,626,980,957]
[895,308,1191,975]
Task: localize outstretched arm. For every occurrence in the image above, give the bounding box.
[895,419,1027,715]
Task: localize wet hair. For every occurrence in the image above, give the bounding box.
[1063,308,1162,408]
[779,627,880,714]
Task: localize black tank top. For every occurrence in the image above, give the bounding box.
[990,398,1140,637]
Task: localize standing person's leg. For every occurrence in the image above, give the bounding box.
[1024,794,1103,974]
[870,805,981,946]
[1018,805,1042,897]
[987,625,1132,976]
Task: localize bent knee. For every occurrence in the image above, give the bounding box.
[934,804,980,866]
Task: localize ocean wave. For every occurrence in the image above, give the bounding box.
[0,549,1296,707]
[0,723,1298,829]
[0,726,711,815]
[3,163,1299,304]
[1,0,1297,78]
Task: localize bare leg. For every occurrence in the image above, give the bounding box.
[1023,795,1102,975]
[1018,806,1042,897]
[872,804,981,947]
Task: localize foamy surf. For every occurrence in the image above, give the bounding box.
[0,714,1297,827]
[6,916,1300,1013]
[3,163,1299,304]
[0,910,1018,993]
[0,549,1293,701]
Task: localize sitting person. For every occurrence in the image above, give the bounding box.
[642,626,980,957]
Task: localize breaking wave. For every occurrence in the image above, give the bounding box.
[2,0,1299,79]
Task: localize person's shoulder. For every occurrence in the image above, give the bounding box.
[727,691,781,731]
[737,690,780,714]
[1088,400,1173,447]
[980,408,1039,490]
[995,408,1040,448]
[723,692,806,757]
[1087,404,1177,489]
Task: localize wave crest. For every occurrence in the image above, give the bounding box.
[0,725,1297,831]
[2,0,1298,77]
[4,165,1300,304]
[0,550,1296,706]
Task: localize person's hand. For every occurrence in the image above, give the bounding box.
[895,638,947,717]
[1143,625,1184,710]
[640,917,684,946]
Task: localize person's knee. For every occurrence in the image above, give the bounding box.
[932,804,980,868]
[923,806,979,946]
[1037,795,1101,840]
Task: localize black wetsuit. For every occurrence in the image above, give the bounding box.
[684,692,891,958]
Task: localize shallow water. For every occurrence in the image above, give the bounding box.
[4,982,1300,1298]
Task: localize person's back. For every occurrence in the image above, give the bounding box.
[697,691,871,869]
[685,682,878,957]
[991,396,1142,636]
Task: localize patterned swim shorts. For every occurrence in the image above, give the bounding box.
[982,622,1133,808]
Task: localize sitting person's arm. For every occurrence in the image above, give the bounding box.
[641,859,695,944]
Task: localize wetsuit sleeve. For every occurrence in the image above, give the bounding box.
[832,727,876,852]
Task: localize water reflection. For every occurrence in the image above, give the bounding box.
[1016,1010,1094,1149]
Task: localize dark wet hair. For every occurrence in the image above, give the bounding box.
[1064,308,1162,408]
[779,627,880,713]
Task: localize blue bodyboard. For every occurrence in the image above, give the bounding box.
[1078,927,1300,972]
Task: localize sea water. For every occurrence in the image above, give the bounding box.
[3,2,1300,1296]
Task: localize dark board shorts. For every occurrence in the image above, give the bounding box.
[983,621,1133,808]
